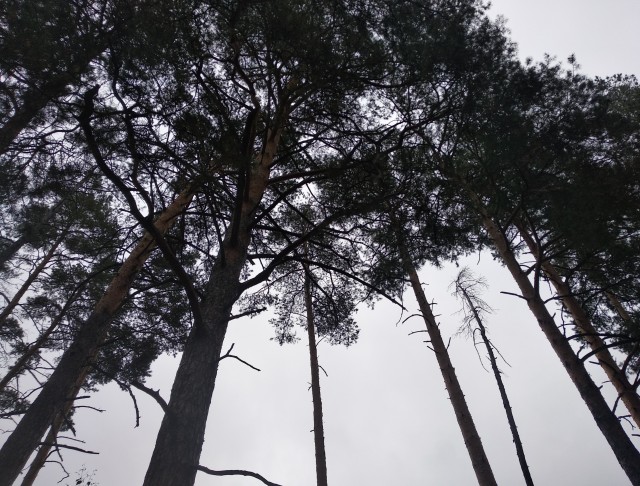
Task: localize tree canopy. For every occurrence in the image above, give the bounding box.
[1,1,640,485]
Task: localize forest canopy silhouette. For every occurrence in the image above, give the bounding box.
[1,1,639,485]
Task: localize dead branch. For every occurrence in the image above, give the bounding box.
[219,343,261,372]
[39,442,99,455]
[196,465,283,486]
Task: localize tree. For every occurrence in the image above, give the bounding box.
[420,49,640,482]
[0,187,194,486]
[268,225,363,486]
[452,267,535,486]
[140,1,393,482]
[402,245,497,486]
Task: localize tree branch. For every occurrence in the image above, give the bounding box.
[196,465,283,486]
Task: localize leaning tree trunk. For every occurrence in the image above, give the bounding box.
[471,198,640,484]
[19,409,68,486]
[304,265,329,486]
[400,247,498,486]
[458,285,535,486]
[0,289,80,392]
[516,223,640,428]
[0,225,68,326]
[0,188,194,486]
[142,122,283,486]
[0,43,104,156]
[0,234,29,270]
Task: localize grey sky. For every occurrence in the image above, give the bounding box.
[24,2,640,485]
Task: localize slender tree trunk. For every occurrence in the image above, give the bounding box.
[0,80,69,153]
[516,223,640,428]
[0,234,28,270]
[400,247,498,486]
[473,201,640,484]
[0,46,104,155]
[19,411,67,486]
[304,265,329,486]
[0,226,68,326]
[459,286,535,486]
[143,129,281,486]
[0,189,194,486]
[0,291,77,392]
[606,292,635,325]
[0,171,97,271]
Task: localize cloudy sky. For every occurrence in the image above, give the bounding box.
[27,1,640,485]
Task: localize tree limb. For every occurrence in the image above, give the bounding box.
[196,465,283,486]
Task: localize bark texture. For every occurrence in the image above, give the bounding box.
[517,224,640,428]
[304,267,329,486]
[0,189,194,486]
[401,249,498,486]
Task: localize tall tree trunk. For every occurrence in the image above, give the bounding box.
[304,265,329,486]
[472,199,640,484]
[0,80,70,153]
[0,170,97,270]
[516,223,640,428]
[0,290,78,392]
[0,235,29,270]
[458,285,535,486]
[0,226,68,326]
[400,247,498,486]
[606,291,635,326]
[0,189,194,486]
[0,45,104,155]
[19,410,67,486]
[142,129,281,486]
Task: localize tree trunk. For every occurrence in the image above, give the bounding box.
[475,203,640,484]
[304,266,329,486]
[0,292,77,392]
[517,223,640,429]
[0,226,68,326]
[0,80,69,153]
[0,44,104,155]
[606,291,635,326]
[0,189,194,486]
[19,411,67,486]
[0,234,28,270]
[142,130,280,486]
[459,287,535,486]
[400,248,498,486]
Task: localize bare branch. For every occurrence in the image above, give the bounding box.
[196,465,283,486]
[39,442,99,455]
[219,343,261,372]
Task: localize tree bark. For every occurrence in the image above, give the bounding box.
[517,223,640,429]
[459,286,535,486]
[0,189,194,486]
[142,129,281,486]
[304,265,329,486]
[474,203,640,484]
[400,248,498,486]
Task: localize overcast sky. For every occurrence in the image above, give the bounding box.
[26,2,640,485]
